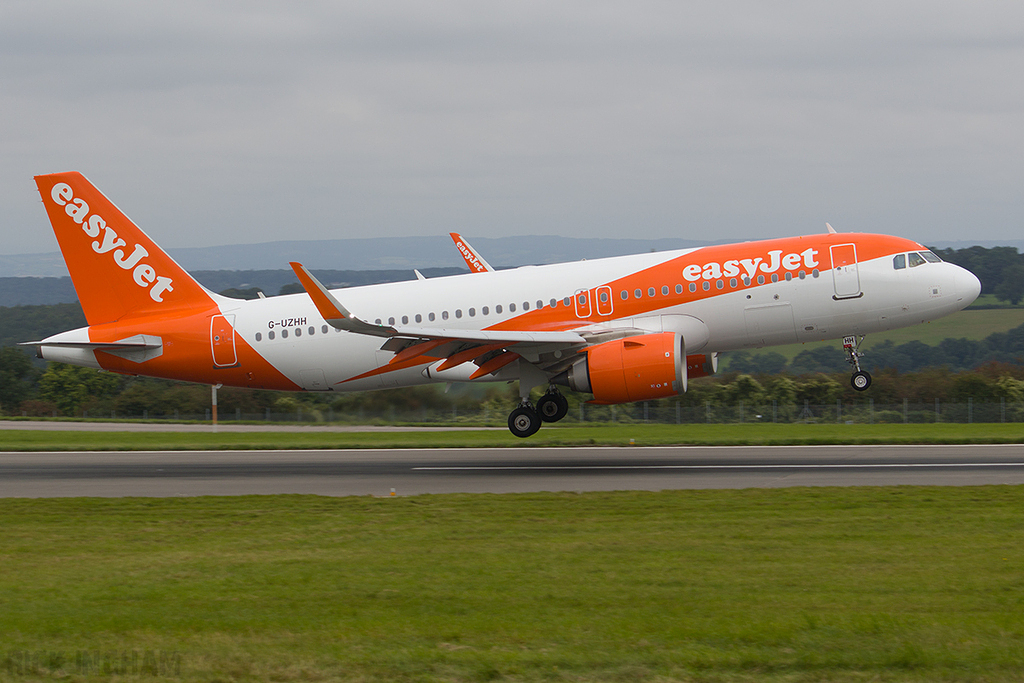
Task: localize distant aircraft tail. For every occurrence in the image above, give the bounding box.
[34,172,215,326]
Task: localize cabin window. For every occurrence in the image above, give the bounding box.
[537,300,543,309]
[757,275,765,285]
[908,252,926,268]
[784,272,792,281]
[661,285,669,296]
[689,283,697,293]
[550,299,557,308]
[309,326,315,335]
[469,308,476,317]
[771,274,778,283]
[281,329,288,339]
[812,269,820,278]
[702,281,710,291]
[893,254,906,270]
[599,290,609,303]
[509,303,516,312]
[455,309,462,318]
[295,328,301,337]
[563,297,572,306]
[634,288,642,298]
[255,332,262,342]
[415,314,422,323]
[442,311,449,320]
[798,271,806,280]
[268,331,275,340]
[648,287,655,297]
[322,325,329,333]
[730,278,738,287]
[401,316,409,324]
[621,290,628,300]
[716,280,724,289]
[429,312,436,321]
[388,317,395,325]
[482,306,489,315]
[496,305,502,314]
[675,284,683,294]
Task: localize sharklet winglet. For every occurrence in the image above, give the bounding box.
[289,262,396,337]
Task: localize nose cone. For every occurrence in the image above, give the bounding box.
[953,266,982,306]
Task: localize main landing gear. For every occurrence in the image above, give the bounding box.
[537,390,569,423]
[843,335,872,391]
[508,387,568,438]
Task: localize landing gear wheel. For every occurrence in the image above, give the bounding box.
[851,371,872,391]
[537,393,569,423]
[508,405,542,438]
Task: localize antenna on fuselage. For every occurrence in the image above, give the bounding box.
[826,222,837,234]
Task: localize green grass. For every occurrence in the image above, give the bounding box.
[966,294,1024,309]
[766,307,1024,361]
[0,488,1023,681]
[1,422,1023,451]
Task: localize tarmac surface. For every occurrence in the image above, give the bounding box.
[1,444,1023,497]
[0,420,497,432]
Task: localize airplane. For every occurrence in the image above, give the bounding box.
[25,171,982,437]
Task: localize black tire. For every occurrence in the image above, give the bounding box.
[508,406,542,438]
[851,371,872,391]
[537,393,569,423]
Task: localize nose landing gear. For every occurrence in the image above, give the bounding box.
[843,335,872,391]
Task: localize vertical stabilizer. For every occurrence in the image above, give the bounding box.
[34,172,214,325]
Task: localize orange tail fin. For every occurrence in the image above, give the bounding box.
[34,172,214,325]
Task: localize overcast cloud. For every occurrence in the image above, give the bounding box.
[1,0,1022,255]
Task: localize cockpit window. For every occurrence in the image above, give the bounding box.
[893,254,906,270]
[908,252,926,268]
[921,251,942,263]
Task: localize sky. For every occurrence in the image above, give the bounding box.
[1,1,1022,255]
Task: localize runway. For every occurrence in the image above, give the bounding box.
[1,444,1023,497]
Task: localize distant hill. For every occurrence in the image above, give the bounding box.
[0,235,717,277]
[0,268,468,306]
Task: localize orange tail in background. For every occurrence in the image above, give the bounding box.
[34,172,214,326]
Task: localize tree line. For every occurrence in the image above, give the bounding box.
[2,344,1022,420]
[933,245,1024,305]
[727,321,1024,376]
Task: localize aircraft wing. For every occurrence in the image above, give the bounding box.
[449,233,494,273]
[290,261,581,342]
[289,262,586,379]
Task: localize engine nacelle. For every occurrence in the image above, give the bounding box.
[685,352,718,379]
[563,332,684,404]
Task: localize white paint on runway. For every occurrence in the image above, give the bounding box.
[1,444,1023,497]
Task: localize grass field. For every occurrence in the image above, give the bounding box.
[763,307,1023,361]
[1,488,1022,682]
[1,422,1024,451]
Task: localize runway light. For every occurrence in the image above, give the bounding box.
[390,488,396,497]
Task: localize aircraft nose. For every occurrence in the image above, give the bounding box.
[953,266,981,305]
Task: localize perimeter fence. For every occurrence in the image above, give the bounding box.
[55,399,1024,425]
